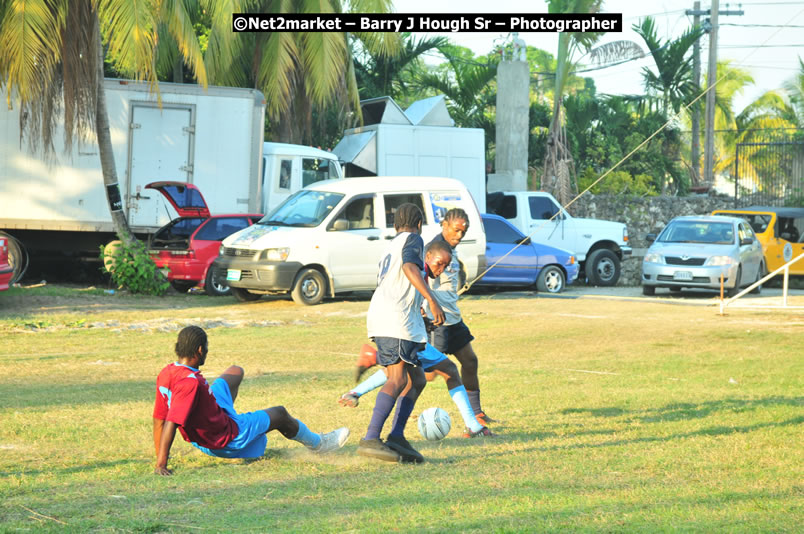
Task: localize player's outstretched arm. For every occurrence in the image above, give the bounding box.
[402,263,445,325]
[154,419,177,476]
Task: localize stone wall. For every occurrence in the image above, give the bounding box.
[569,194,738,286]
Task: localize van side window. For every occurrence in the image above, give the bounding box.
[278,159,292,190]
[528,196,560,220]
[302,157,333,187]
[383,194,426,228]
[333,197,374,230]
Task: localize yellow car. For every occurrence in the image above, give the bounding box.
[711,206,804,275]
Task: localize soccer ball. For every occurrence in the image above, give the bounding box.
[417,407,451,441]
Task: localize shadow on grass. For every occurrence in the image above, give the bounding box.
[560,396,804,423]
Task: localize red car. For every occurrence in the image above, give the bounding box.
[0,235,13,292]
[147,182,262,296]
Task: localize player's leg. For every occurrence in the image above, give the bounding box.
[425,358,487,436]
[264,406,349,453]
[385,365,426,463]
[217,365,244,402]
[339,368,388,407]
[452,341,494,424]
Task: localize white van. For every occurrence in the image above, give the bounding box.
[212,176,486,305]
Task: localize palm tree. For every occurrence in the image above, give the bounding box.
[203,0,399,144]
[0,0,206,245]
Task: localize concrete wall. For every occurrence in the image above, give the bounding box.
[495,60,530,191]
[570,194,738,286]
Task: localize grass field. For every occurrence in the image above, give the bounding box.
[1,286,802,532]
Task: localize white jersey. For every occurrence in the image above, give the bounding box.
[423,234,462,326]
[367,232,428,342]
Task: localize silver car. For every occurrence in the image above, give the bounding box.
[641,215,765,296]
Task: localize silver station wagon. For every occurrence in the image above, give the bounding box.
[641,215,765,297]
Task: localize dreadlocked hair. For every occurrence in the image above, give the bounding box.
[175,326,207,358]
[394,203,423,231]
[443,207,469,228]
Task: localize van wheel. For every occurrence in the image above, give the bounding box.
[536,265,565,293]
[204,268,231,297]
[0,232,28,284]
[231,287,262,302]
[170,281,196,293]
[585,249,620,286]
[291,268,326,306]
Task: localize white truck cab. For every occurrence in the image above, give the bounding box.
[487,191,631,286]
[213,176,486,305]
[261,142,343,214]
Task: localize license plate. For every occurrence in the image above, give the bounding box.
[226,269,241,281]
[673,271,693,281]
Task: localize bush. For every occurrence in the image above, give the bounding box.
[100,240,169,295]
[578,168,658,196]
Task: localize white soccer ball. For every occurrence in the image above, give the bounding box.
[417,407,451,441]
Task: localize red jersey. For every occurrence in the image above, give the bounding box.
[153,363,239,449]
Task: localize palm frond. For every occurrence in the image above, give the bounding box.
[300,31,347,105]
[258,31,298,119]
[585,40,643,65]
[161,0,207,86]
[98,0,158,85]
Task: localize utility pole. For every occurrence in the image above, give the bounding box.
[697,0,744,188]
[687,1,702,185]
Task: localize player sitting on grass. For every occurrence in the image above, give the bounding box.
[153,325,349,475]
[352,207,495,434]
[357,203,445,464]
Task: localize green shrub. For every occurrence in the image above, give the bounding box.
[100,240,169,295]
[578,168,659,196]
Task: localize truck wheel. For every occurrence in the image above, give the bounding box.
[170,281,196,293]
[291,268,326,306]
[536,265,565,293]
[642,285,656,296]
[585,249,620,286]
[204,267,231,297]
[231,287,262,302]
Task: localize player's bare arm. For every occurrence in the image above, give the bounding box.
[402,262,445,324]
[155,419,177,476]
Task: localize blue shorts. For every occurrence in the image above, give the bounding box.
[431,321,474,355]
[419,343,449,372]
[192,378,271,459]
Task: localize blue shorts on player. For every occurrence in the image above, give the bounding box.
[192,379,271,459]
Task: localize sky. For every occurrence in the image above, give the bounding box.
[393,0,804,113]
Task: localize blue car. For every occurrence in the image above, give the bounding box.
[475,214,579,293]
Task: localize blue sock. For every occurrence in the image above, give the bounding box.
[353,369,388,397]
[449,385,483,433]
[388,396,415,437]
[291,419,321,449]
[365,392,396,440]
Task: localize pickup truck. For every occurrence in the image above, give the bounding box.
[486,191,631,286]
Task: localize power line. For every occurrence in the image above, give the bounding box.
[721,23,804,28]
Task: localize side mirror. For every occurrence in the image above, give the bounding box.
[740,237,753,246]
[330,219,349,232]
[646,233,656,243]
[518,236,531,245]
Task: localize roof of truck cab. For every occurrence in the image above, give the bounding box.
[262,142,338,160]
[306,176,469,194]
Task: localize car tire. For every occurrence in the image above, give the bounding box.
[726,266,742,297]
[642,285,656,296]
[536,265,565,293]
[291,268,327,306]
[750,262,764,294]
[170,280,196,293]
[585,249,620,286]
[204,267,231,297]
[231,287,262,302]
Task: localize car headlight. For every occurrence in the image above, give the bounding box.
[219,245,225,255]
[643,252,663,264]
[262,247,289,261]
[705,255,736,266]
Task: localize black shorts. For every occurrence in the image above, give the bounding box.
[430,321,474,355]
[373,337,426,367]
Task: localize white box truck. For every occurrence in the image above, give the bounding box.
[333,96,486,212]
[0,79,341,281]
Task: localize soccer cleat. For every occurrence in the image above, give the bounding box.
[356,438,401,462]
[475,412,497,426]
[312,427,350,453]
[462,426,494,438]
[338,392,360,408]
[385,434,425,464]
[354,344,378,383]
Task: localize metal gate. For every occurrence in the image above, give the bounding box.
[734,129,804,207]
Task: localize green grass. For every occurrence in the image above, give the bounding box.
[0,288,802,532]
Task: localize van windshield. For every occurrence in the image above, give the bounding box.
[258,190,344,227]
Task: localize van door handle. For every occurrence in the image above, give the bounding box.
[384,236,394,240]
[366,236,379,241]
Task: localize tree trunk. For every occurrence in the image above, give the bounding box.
[93,15,136,246]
